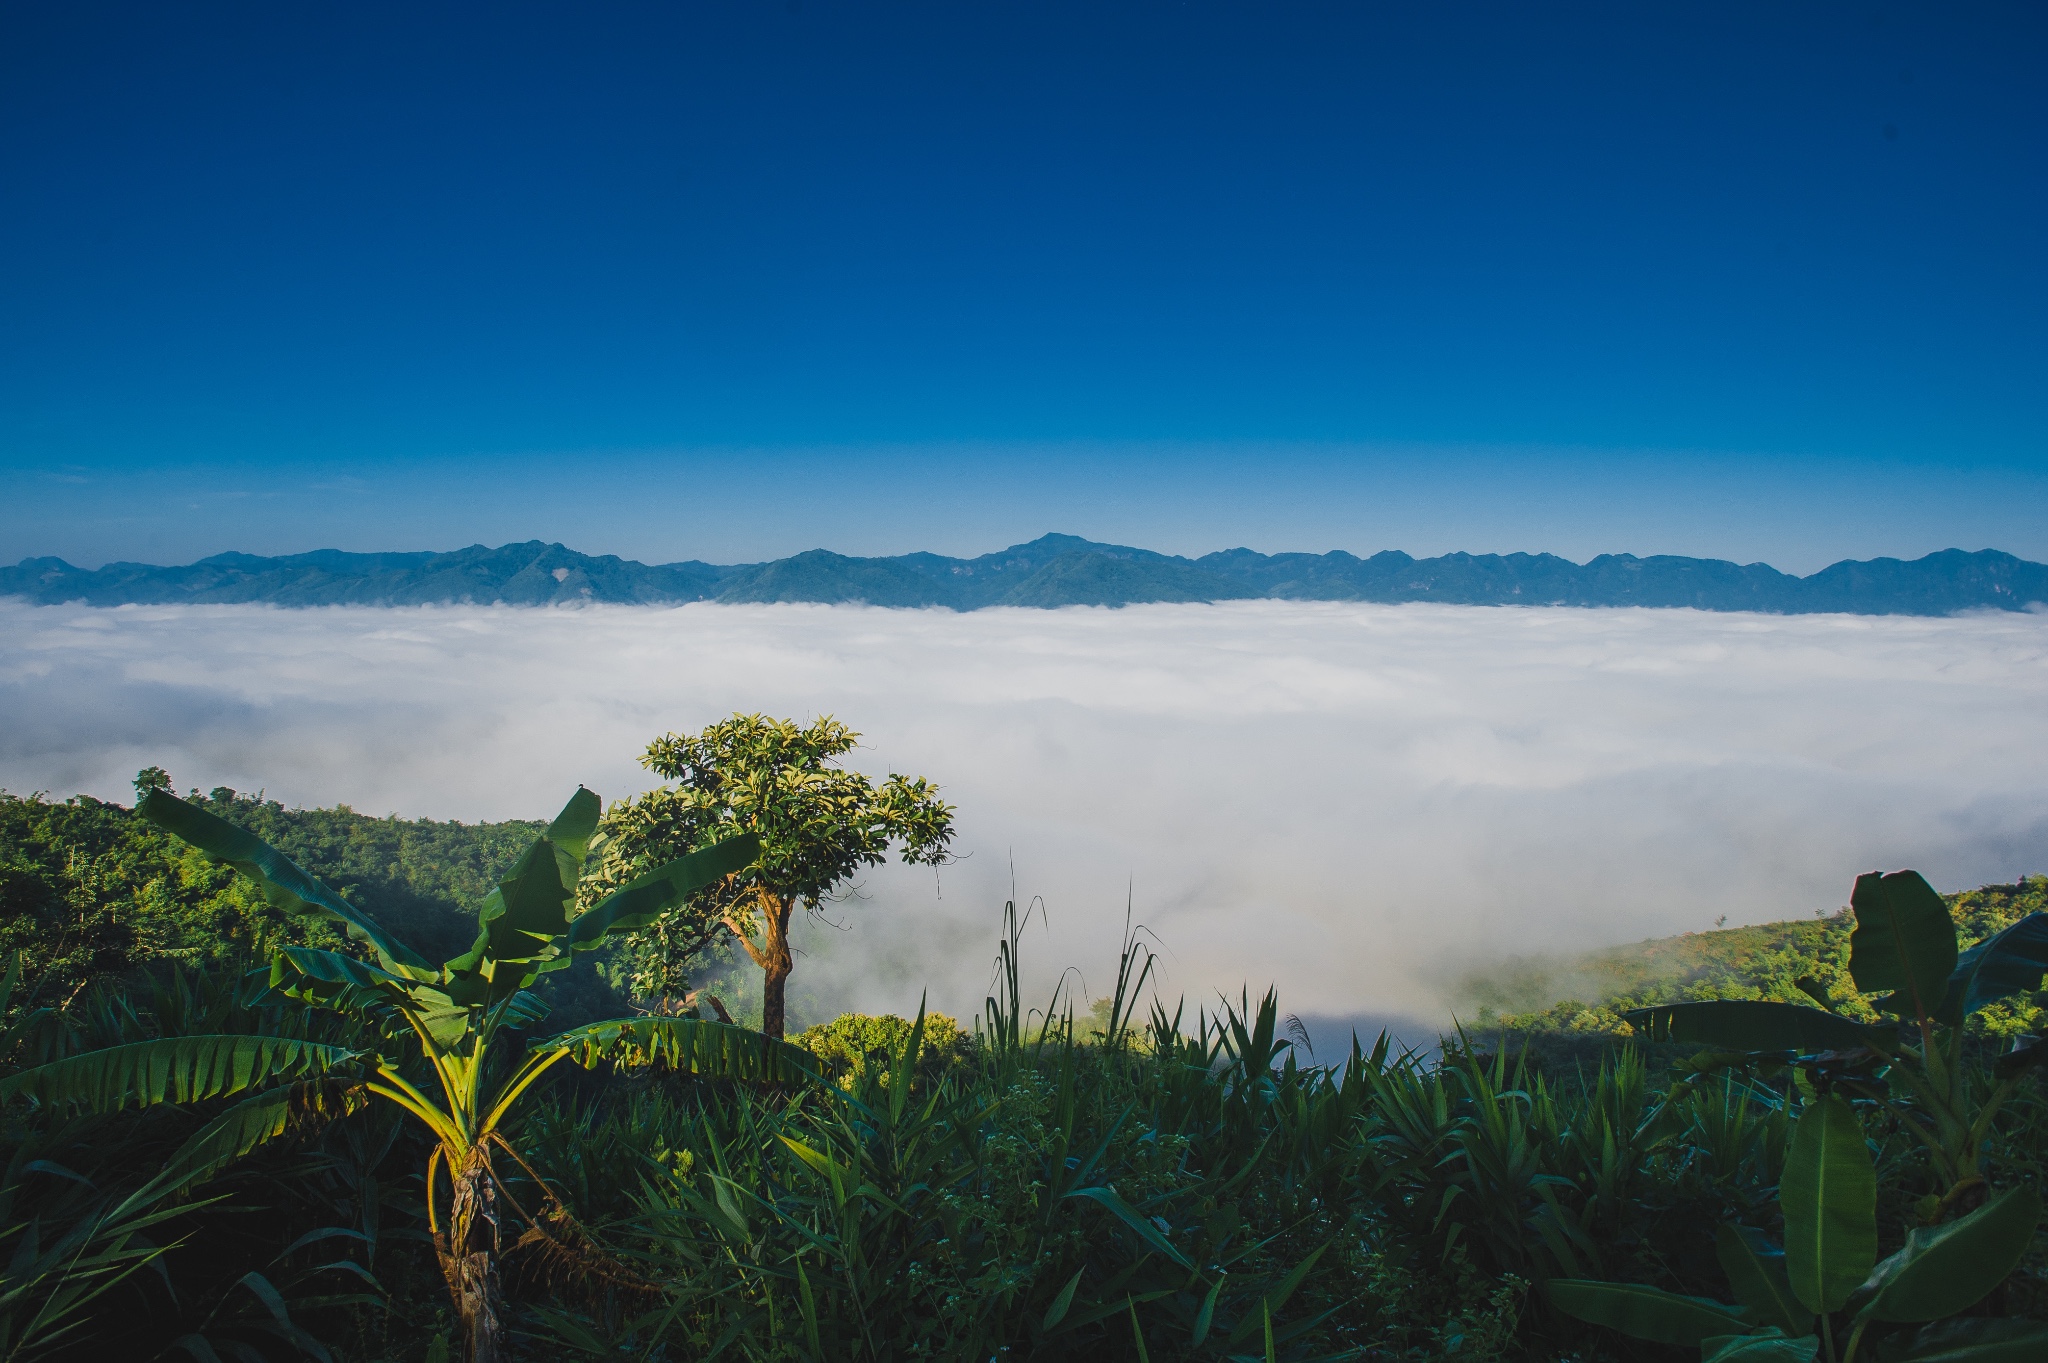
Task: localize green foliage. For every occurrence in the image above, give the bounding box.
[0,779,559,1018]
[791,1009,968,1088]
[1469,877,2048,1045]
[589,714,955,1036]
[2,786,787,1363]
[1850,871,1961,1019]
[1545,870,2048,1363]
[1781,1096,1877,1313]
[4,790,2046,1362]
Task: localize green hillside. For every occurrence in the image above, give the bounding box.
[1460,875,2048,1040]
[0,780,628,1024]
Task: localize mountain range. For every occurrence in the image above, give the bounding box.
[5,535,2046,615]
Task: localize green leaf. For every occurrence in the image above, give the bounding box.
[1855,1186,2041,1323]
[1190,1273,1224,1347]
[0,1036,365,1112]
[1042,1267,1084,1331]
[1063,1185,1194,1270]
[545,787,602,866]
[1700,1328,1820,1363]
[1894,1318,2048,1362]
[1543,1280,1752,1346]
[271,947,414,1003]
[1715,1225,1814,1337]
[1781,1095,1877,1314]
[1935,913,2048,1025]
[1226,1242,1331,1346]
[475,838,576,964]
[564,831,762,952]
[1994,1036,2048,1081]
[541,1015,813,1082]
[139,789,435,978]
[1849,870,1958,1020]
[118,1079,363,1214]
[1625,1001,1893,1052]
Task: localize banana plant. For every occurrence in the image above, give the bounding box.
[0,787,814,1363]
[1547,1092,2048,1363]
[1629,870,2048,1214]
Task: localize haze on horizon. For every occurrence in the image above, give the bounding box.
[5,598,2046,1040]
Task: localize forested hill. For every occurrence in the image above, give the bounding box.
[0,784,629,1027]
[6,534,2046,614]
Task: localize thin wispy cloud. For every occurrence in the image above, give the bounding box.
[3,600,2045,1037]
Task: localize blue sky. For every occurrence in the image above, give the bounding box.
[2,1,2043,572]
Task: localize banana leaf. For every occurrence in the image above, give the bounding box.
[1850,870,1958,1020]
[544,1015,812,1082]
[1544,1280,1752,1345]
[1894,1318,2048,1361]
[1853,1186,2041,1324]
[1716,1224,1813,1337]
[1625,1001,1892,1053]
[139,789,436,979]
[1701,1328,1820,1362]
[0,1036,366,1112]
[117,1078,366,1214]
[544,786,602,866]
[1781,1094,1876,1314]
[1934,913,2048,1025]
[563,832,762,951]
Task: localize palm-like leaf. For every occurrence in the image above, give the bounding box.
[117,1078,367,1215]
[1544,1280,1753,1345]
[1625,1001,1893,1053]
[139,790,437,979]
[0,1036,365,1113]
[543,1016,813,1082]
[1850,870,1959,1020]
[1935,913,2048,1025]
[563,834,762,952]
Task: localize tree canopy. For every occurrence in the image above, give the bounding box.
[591,714,955,1037]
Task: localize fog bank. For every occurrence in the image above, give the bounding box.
[3,600,2045,1040]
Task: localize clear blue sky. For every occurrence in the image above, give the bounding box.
[2,1,2043,572]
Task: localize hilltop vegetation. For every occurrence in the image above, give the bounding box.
[7,533,2046,614]
[1463,876,2048,1042]
[0,783,635,1026]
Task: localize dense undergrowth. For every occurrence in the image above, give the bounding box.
[0,788,2044,1361]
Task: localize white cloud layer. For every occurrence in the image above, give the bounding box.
[3,600,2047,1041]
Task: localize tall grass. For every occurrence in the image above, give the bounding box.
[505,900,2048,1362]
[4,905,2045,1360]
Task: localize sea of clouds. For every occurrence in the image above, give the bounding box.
[3,599,2046,1043]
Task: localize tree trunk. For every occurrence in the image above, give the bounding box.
[724,890,797,1039]
[436,1147,504,1363]
[759,894,795,1040]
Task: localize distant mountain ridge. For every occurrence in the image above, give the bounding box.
[5,534,2046,615]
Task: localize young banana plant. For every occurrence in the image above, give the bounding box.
[1629,870,2048,1216]
[1547,1092,2047,1363]
[0,787,814,1363]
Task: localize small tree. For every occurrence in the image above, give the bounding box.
[594,714,956,1039]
